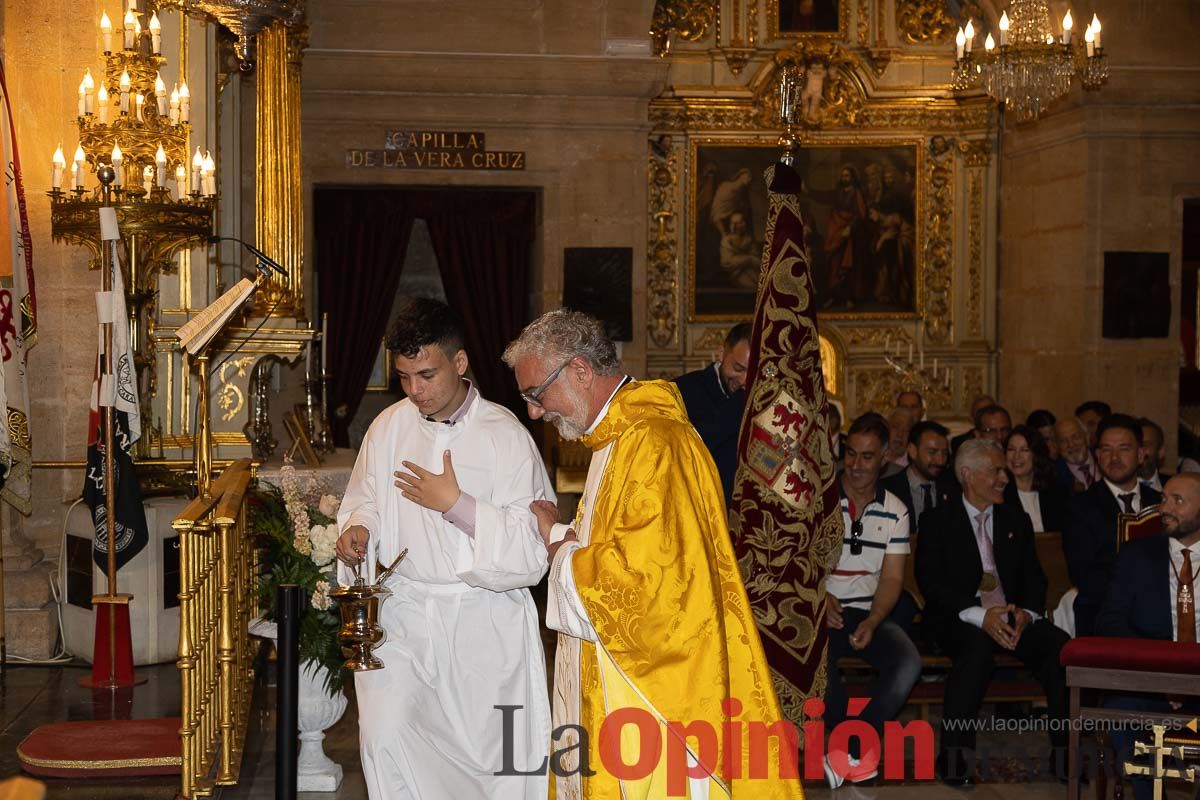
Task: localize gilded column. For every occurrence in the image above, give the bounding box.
[254,21,306,318]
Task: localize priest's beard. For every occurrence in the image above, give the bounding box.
[543,382,590,441]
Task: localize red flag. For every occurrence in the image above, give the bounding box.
[0,58,37,514]
[729,161,844,732]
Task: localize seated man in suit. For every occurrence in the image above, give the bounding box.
[916,438,1069,786]
[1063,413,1163,637]
[1137,416,1169,494]
[1096,473,1200,800]
[1055,416,1100,495]
[881,419,957,533]
[823,413,921,787]
[673,322,750,505]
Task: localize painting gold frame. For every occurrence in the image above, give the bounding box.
[768,0,849,41]
[687,136,925,323]
[365,338,391,392]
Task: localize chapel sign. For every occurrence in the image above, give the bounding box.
[346,130,525,171]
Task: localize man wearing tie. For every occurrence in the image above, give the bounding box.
[1054,416,1099,495]
[1063,414,1163,637]
[1095,473,1200,800]
[916,439,1069,786]
[881,419,957,533]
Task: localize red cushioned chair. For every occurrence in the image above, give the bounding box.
[1061,637,1200,800]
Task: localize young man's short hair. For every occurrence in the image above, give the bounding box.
[387,297,466,358]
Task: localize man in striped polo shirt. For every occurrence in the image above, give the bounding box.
[823,412,922,788]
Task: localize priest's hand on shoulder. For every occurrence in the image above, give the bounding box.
[394,450,462,513]
[336,525,370,565]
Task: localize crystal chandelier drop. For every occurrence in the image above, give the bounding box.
[952,0,1109,120]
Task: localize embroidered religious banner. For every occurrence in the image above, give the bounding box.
[729,160,843,734]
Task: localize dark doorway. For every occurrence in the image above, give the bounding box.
[312,186,538,447]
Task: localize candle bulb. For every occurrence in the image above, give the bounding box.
[82,69,95,115]
[1062,10,1073,45]
[984,32,995,52]
[169,85,180,125]
[100,11,113,53]
[1085,24,1095,57]
[111,144,123,187]
[149,12,161,54]
[955,28,965,60]
[72,145,85,190]
[155,73,167,116]
[998,11,1009,47]
[51,145,65,190]
[142,164,154,196]
[135,93,145,122]
[77,79,86,118]
[191,147,203,194]
[119,70,131,114]
[175,164,186,198]
[179,81,190,123]
[202,151,216,197]
[1091,13,1101,49]
[933,357,939,378]
[155,144,167,186]
[123,9,136,50]
[97,85,110,124]
[305,340,313,381]
[964,19,975,53]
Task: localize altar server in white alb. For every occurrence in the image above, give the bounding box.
[335,298,553,799]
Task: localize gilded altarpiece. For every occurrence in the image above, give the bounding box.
[647,0,998,422]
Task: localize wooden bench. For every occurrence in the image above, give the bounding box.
[839,531,1072,716]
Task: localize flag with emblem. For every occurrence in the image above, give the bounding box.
[0,59,37,514]
[84,242,148,571]
[729,160,843,732]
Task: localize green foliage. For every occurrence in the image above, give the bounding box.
[250,485,345,695]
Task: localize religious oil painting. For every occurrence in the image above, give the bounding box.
[689,141,921,321]
[774,0,841,35]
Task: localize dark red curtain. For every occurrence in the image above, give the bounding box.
[422,192,535,416]
[314,187,536,445]
[314,190,413,446]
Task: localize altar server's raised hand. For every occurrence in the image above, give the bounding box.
[395,450,462,512]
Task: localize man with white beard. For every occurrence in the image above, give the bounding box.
[504,309,802,800]
[334,298,553,799]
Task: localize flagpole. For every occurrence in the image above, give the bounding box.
[83,165,137,689]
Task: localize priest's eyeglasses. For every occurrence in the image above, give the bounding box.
[849,519,864,556]
[521,358,573,408]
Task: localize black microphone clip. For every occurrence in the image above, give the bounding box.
[208,235,289,280]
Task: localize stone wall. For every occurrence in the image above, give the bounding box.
[998,0,1200,458]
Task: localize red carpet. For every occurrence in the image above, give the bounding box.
[17,717,181,779]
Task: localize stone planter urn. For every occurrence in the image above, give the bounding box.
[297,661,348,792]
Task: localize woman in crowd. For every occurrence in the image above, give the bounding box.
[1004,425,1066,533]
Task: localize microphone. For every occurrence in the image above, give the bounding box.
[207,235,288,279]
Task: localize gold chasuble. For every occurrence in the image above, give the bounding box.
[555,380,803,799]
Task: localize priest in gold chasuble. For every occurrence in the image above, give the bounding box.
[728,162,845,732]
[506,310,804,800]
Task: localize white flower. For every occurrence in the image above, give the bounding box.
[309,524,338,569]
[311,580,332,611]
[318,494,341,518]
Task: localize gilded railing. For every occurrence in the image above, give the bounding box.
[173,458,258,798]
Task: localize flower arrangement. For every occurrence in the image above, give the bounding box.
[251,462,345,694]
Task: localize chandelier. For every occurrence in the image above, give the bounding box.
[49,0,216,454]
[181,0,303,65]
[952,0,1108,120]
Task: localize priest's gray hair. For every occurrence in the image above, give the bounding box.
[955,437,1002,481]
[502,309,622,376]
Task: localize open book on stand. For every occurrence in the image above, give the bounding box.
[175,277,258,356]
